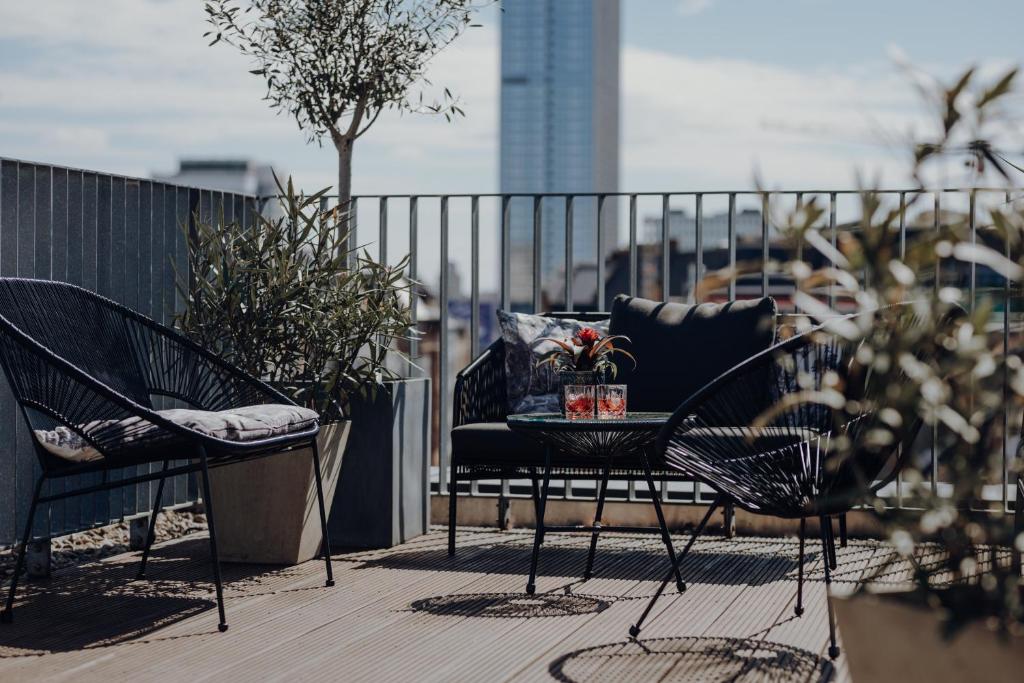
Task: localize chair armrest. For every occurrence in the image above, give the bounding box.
[453,340,508,427]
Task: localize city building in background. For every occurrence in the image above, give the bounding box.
[642,208,764,249]
[154,159,282,197]
[500,0,620,308]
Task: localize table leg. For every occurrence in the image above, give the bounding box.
[642,449,685,592]
[526,448,552,595]
[584,454,613,581]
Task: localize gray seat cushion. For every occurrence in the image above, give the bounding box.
[609,295,777,413]
[34,404,318,462]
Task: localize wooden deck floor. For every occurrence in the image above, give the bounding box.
[0,526,910,682]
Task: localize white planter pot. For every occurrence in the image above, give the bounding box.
[206,420,350,565]
[835,591,1024,683]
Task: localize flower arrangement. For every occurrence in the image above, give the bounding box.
[533,326,636,379]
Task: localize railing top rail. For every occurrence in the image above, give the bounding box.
[332,187,1024,200]
[0,156,259,198]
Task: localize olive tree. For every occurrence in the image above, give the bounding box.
[205,0,477,225]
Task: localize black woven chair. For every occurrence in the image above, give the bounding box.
[629,311,931,659]
[0,278,335,632]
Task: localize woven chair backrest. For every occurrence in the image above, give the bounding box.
[0,279,152,408]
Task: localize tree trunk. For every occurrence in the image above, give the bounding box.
[336,136,355,261]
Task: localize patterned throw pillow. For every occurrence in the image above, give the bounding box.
[497,311,609,414]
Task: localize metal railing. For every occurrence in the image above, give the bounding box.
[341,188,1023,514]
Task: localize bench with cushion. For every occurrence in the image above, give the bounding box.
[448,293,779,554]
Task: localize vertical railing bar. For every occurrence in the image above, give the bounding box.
[347,197,358,269]
[896,191,906,508]
[379,196,388,265]
[694,193,703,303]
[532,195,542,312]
[408,197,419,373]
[727,193,737,300]
[794,192,804,262]
[899,192,907,259]
[439,196,450,495]
[828,192,837,308]
[761,192,770,296]
[969,190,976,311]
[565,195,574,311]
[628,194,638,297]
[501,195,511,311]
[661,193,670,302]
[597,194,606,311]
[470,195,480,359]
[1004,190,1012,512]
[932,191,940,496]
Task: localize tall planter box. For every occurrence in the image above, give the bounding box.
[329,377,431,549]
[835,592,1024,682]
[207,421,350,565]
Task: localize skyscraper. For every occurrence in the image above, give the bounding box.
[500,0,620,307]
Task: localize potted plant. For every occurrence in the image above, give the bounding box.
[176,177,416,563]
[741,65,1024,678]
[534,327,634,413]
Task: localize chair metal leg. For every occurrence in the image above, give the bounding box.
[1013,472,1023,577]
[795,517,806,616]
[137,460,170,579]
[820,515,840,659]
[838,513,848,548]
[584,457,612,580]
[448,464,459,556]
[641,450,685,592]
[310,438,335,587]
[825,516,838,570]
[526,450,551,595]
[630,496,721,638]
[198,446,229,632]
[1,477,45,623]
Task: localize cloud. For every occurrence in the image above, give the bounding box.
[678,0,715,16]
[620,47,926,190]
[0,0,498,192]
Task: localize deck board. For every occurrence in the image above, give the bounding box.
[0,526,916,682]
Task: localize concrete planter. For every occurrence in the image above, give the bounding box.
[835,591,1024,683]
[329,377,431,549]
[206,421,350,565]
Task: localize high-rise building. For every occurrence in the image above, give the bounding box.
[500,0,620,307]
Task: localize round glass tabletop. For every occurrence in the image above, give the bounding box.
[507,411,671,431]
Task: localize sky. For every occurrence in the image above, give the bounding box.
[1,0,1023,289]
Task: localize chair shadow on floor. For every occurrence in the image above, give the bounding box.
[549,636,835,683]
[358,539,807,588]
[0,537,303,657]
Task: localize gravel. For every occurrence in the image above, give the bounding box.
[0,508,208,578]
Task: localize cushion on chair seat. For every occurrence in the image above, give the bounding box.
[451,422,548,465]
[451,421,656,471]
[34,404,319,463]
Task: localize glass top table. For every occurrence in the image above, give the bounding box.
[505,411,685,595]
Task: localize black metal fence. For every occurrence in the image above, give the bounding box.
[0,157,256,546]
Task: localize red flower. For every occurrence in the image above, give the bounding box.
[576,327,601,345]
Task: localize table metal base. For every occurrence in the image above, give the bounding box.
[524,447,686,595]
